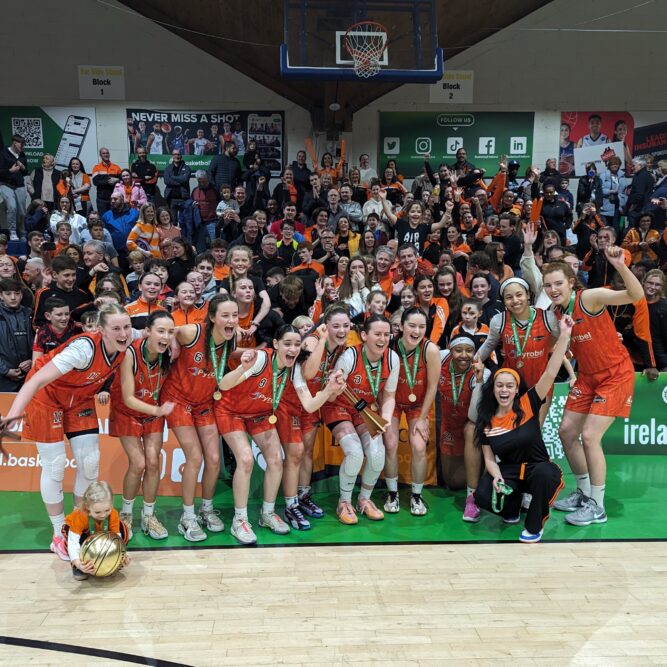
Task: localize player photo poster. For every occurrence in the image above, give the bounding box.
[559,111,667,177]
[0,106,98,172]
[126,108,285,176]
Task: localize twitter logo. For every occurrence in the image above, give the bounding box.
[384,137,400,155]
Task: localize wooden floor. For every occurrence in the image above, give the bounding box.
[1,542,667,666]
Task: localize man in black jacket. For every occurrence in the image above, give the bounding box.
[209,141,242,191]
[626,158,655,227]
[0,134,28,240]
[0,278,33,391]
[541,184,573,245]
[130,147,159,202]
[163,149,192,221]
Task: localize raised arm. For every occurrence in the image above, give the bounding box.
[581,246,644,311]
[534,315,574,400]
[378,189,397,225]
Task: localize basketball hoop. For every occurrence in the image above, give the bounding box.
[344,21,388,79]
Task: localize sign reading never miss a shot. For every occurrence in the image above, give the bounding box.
[78,66,125,100]
[429,70,474,104]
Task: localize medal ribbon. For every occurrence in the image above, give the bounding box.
[209,338,228,391]
[320,341,341,388]
[510,307,536,362]
[398,340,420,394]
[272,355,289,413]
[449,362,468,407]
[361,348,382,400]
[141,340,162,402]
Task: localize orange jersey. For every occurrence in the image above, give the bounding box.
[332,344,395,410]
[125,298,165,329]
[65,507,121,536]
[28,332,124,408]
[304,332,347,396]
[216,349,275,417]
[161,325,234,405]
[555,291,630,376]
[423,298,450,344]
[438,354,477,429]
[391,339,433,407]
[171,306,207,327]
[497,308,553,388]
[110,339,167,421]
[213,264,230,281]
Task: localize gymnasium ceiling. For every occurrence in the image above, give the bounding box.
[119,0,553,134]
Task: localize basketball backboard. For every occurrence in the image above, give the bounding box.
[281,0,444,82]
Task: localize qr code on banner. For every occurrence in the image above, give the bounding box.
[543,394,567,460]
[11,117,43,148]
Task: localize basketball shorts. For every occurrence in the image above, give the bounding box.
[393,403,422,422]
[108,410,164,438]
[320,403,363,430]
[300,408,321,435]
[214,408,274,437]
[23,398,99,443]
[440,417,468,457]
[276,406,302,445]
[565,359,634,418]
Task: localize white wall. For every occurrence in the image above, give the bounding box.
[1,0,665,184]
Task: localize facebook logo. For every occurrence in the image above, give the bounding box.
[446,137,463,154]
[510,137,527,155]
[478,137,496,155]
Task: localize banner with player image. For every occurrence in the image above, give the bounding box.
[126,108,285,176]
[0,106,98,172]
[559,111,667,177]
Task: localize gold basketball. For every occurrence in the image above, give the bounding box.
[79,531,126,577]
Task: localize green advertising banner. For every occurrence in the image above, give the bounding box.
[543,373,667,461]
[0,106,98,171]
[126,108,284,176]
[379,112,535,178]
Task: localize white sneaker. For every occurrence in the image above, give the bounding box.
[9,232,19,241]
[119,512,133,540]
[177,514,207,542]
[410,494,428,516]
[141,513,168,540]
[259,511,291,535]
[199,507,224,532]
[231,517,257,545]
[384,492,400,513]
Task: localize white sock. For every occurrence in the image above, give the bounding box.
[49,513,65,537]
[284,495,298,508]
[182,504,196,519]
[142,501,155,517]
[412,483,423,495]
[234,507,248,521]
[575,474,591,497]
[121,497,135,514]
[467,486,475,498]
[297,485,310,499]
[590,484,605,508]
[385,476,398,493]
[200,498,214,513]
[262,501,275,515]
[358,487,372,501]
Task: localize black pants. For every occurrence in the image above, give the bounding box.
[475,461,563,534]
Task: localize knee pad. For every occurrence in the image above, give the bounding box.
[36,442,67,504]
[338,433,364,479]
[70,434,100,496]
[362,435,386,475]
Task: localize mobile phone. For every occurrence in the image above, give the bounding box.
[54,115,91,170]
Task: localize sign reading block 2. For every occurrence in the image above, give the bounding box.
[379,112,535,178]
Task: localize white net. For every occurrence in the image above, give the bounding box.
[344,22,387,79]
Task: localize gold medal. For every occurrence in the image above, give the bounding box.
[516,361,524,369]
[213,390,222,401]
[408,393,417,403]
[268,414,278,425]
[371,403,379,412]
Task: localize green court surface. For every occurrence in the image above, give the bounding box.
[1,455,665,552]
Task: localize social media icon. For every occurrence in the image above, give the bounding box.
[510,137,527,155]
[384,137,400,155]
[446,137,463,154]
[415,137,432,154]
[478,137,496,155]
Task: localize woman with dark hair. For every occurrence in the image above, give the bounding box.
[485,241,514,283]
[113,169,147,209]
[67,157,91,215]
[385,159,404,184]
[612,119,633,167]
[642,269,667,371]
[166,237,195,289]
[413,274,449,345]
[347,167,368,206]
[359,229,378,256]
[159,294,237,542]
[0,254,35,307]
[335,216,360,257]
[300,305,352,517]
[110,311,176,540]
[384,307,441,515]
[155,206,182,260]
[470,313,574,542]
[576,162,604,215]
[216,324,345,539]
[471,273,503,326]
[337,255,372,320]
[435,266,464,342]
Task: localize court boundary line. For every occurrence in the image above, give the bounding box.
[1,536,666,556]
[0,635,193,667]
